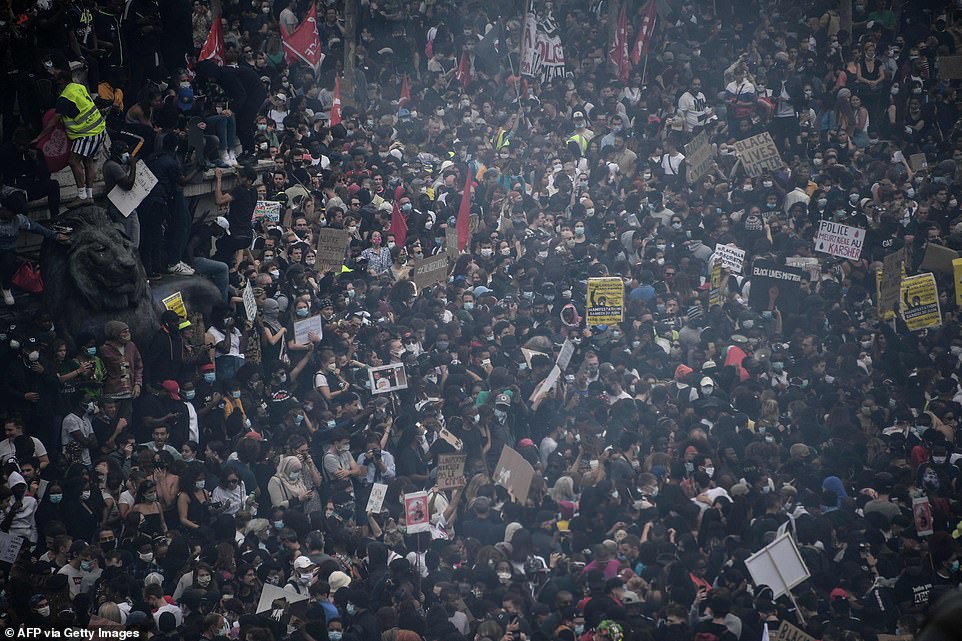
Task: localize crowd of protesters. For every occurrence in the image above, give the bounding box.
[3,1,962,641]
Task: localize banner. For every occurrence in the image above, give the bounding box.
[586,277,625,325]
[282,3,323,69]
[733,132,784,177]
[243,282,257,322]
[522,8,566,82]
[879,248,907,319]
[493,445,536,502]
[631,0,658,65]
[315,228,351,273]
[685,129,714,185]
[609,1,630,83]
[411,254,448,291]
[368,363,408,394]
[814,221,865,260]
[437,454,467,489]
[199,18,225,66]
[519,12,538,76]
[900,273,941,331]
[747,260,804,314]
[404,491,430,533]
[108,164,158,218]
[714,243,745,274]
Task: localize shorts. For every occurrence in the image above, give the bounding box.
[71,131,107,158]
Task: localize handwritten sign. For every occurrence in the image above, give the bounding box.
[253,200,282,223]
[879,249,907,319]
[243,281,257,322]
[493,445,535,503]
[814,221,865,260]
[685,129,714,184]
[293,314,323,345]
[411,254,449,290]
[556,339,574,371]
[775,622,816,641]
[714,243,746,274]
[162,291,186,318]
[108,163,158,218]
[733,132,784,177]
[315,228,351,273]
[437,454,467,489]
[0,531,24,563]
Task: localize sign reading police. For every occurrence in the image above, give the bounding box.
[814,221,865,260]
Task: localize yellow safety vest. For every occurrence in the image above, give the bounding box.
[566,132,589,154]
[60,82,106,140]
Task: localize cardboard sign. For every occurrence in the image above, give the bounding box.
[814,221,865,260]
[315,228,351,273]
[556,339,575,371]
[908,153,928,172]
[404,491,431,533]
[685,128,714,185]
[900,273,941,331]
[493,445,536,503]
[411,254,449,290]
[255,583,309,614]
[368,362,408,394]
[714,243,746,274]
[747,260,804,314]
[243,281,257,322]
[366,482,388,513]
[437,426,463,452]
[108,163,158,218]
[879,249,907,318]
[437,454,467,489]
[445,227,459,258]
[586,277,624,326]
[0,531,24,564]
[521,348,548,368]
[954,258,962,308]
[708,258,723,308]
[293,314,323,345]
[253,200,282,223]
[786,257,820,282]
[938,55,962,80]
[161,291,186,318]
[733,132,784,177]
[529,364,562,403]
[775,621,816,641]
[913,496,934,537]
[743,532,811,599]
[920,243,959,274]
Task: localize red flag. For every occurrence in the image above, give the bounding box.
[456,167,473,252]
[330,76,342,126]
[389,198,407,248]
[631,0,658,65]
[199,18,225,66]
[282,3,323,69]
[399,74,411,107]
[456,48,471,89]
[609,2,630,84]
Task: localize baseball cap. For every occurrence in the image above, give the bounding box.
[161,380,181,401]
[293,556,314,570]
[215,216,231,235]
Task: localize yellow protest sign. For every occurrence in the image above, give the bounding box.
[900,273,941,331]
[954,258,962,308]
[586,277,624,326]
[709,259,722,309]
[162,291,186,318]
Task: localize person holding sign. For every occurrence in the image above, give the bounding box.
[101,140,141,247]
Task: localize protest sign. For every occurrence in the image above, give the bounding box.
[708,259,722,308]
[521,348,548,368]
[685,129,714,184]
[446,227,459,258]
[0,531,24,564]
[437,454,467,489]
[786,257,820,282]
[938,55,962,80]
[368,362,408,394]
[954,258,962,307]
[256,583,309,614]
[162,291,186,318]
[913,496,934,537]
[411,254,449,290]
[586,277,624,325]
[714,243,746,274]
[814,221,865,260]
[733,132,784,177]
[900,273,941,331]
[366,483,388,513]
[108,163,158,218]
[243,282,257,321]
[743,532,811,600]
[920,243,958,274]
[909,153,928,172]
[315,228,351,273]
[437,426,463,451]
[293,314,323,345]
[747,260,804,314]
[493,445,536,502]
[775,622,817,641]
[253,200,282,223]
[404,491,430,533]
[879,249,907,318]
[530,365,562,403]
[556,339,575,371]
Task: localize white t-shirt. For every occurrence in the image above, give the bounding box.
[61,413,94,466]
[0,436,47,460]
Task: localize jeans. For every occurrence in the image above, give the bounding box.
[19,178,60,219]
[140,197,167,276]
[205,115,237,151]
[165,192,191,267]
[191,256,230,301]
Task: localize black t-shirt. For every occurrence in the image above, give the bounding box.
[228,185,257,239]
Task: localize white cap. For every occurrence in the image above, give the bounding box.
[275,92,287,101]
[293,555,314,570]
[573,110,585,119]
[700,376,714,386]
[215,216,231,236]
[328,570,352,592]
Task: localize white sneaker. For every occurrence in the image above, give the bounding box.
[228,150,239,167]
[86,187,94,199]
[177,261,196,275]
[167,262,194,275]
[77,188,88,200]
[220,150,232,166]
[1,289,13,305]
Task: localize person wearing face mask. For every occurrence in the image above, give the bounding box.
[269,455,314,511]
[177,462,221,531]
[100,140,141,246]
[57,541,100,598]
[361,231,393,275]
[206,304,247,381]
[61,392,98,467]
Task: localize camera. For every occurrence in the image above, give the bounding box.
[370,448,382,460]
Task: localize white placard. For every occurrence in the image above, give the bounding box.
[556,339,574,371]
[243,282,257,322]
[0,531,25,564]
[255,583,309,614]
[366,483,388,514]
[368,363,408,394]
[743,532,811,599]
[714,243,746,274]
[107,163,158,218]
[814,221,865,260]
[293,314,323,345]
[404,491,430,533]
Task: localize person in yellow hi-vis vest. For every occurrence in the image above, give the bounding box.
[32,71,107,202]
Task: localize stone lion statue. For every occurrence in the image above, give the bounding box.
[41,205,222,347]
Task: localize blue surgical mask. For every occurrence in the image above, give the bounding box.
[296,308,310,318]
[183,390,196,400]
[329,632,343,641]
[401,203,412,212]
[49,494,63,504]
[346,604,356,615]
[273,520,284,529]
[86,346,97,356]
[294,414,304,425]
[204,373,216,383]
[327,420,336,429]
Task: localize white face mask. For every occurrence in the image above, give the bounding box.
[703,466,715,478]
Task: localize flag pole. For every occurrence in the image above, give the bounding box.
[641,52,650,87]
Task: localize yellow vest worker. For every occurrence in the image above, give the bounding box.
[60,82,107,141]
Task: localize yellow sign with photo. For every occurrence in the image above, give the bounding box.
[586,277,624,326]
[900,273,941,331]
[162,291,186,318]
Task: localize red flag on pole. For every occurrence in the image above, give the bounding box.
[399,74,411,107]
[330,76,342,126]
[199,18,225,65]
[456,48,472,89]
[609,1,630,84]
[631,0,658,65]
[456,167,473,252]
[282,3,323,69]
[389,198,408,248]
